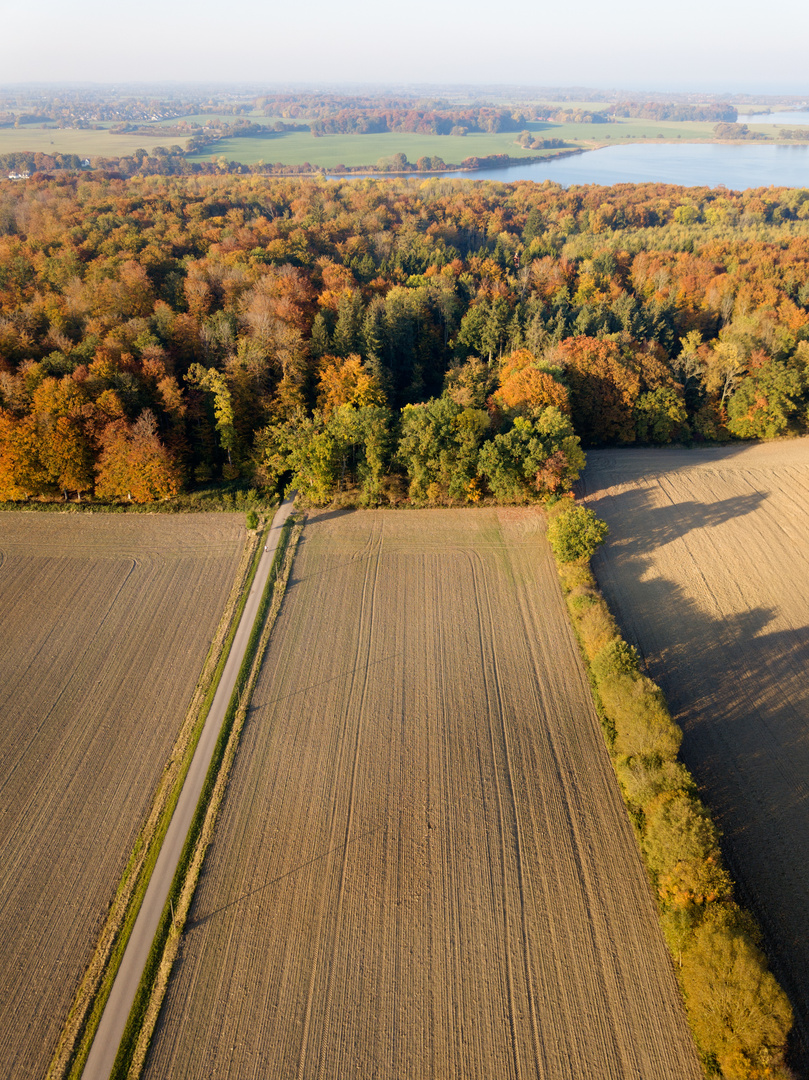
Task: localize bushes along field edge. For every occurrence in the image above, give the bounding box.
[110,514,303,1080]
[49,507,274,1080]
[547,499,794,1079]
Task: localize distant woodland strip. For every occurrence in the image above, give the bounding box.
[2,175,809,509]
[547,501,794,1080]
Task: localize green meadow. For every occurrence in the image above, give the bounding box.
[187,129,550,168]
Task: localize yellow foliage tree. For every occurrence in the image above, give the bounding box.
[316,354,385,420]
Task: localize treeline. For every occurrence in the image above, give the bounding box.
[2,174,809,503]
[549,504,793,1078]
[516,132,567,150]
[534,108,612,124]
[1,151,88,174]
[309,107,530,137]
[257,349,583,504]
[614,102,738,122]
[714,123,769,141]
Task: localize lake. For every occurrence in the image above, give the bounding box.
[439,143,809,189]
[737,110,809,126]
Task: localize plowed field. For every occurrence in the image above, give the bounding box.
[580,440,809,1057]
[143,509,701,1080]
[0,513,246,1079]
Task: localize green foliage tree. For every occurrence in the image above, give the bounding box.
[545,503,608,562]
[643,792,733,907]
[726,361,807,439]
[260,404,392,505]
[634,386,689,443]
[185,363,238,469]
[398,395,489,502]
[478,409,584,502]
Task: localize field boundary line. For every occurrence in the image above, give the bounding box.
[114,511,304,1080]
[47,509,271,1080]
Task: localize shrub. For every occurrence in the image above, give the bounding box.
[245,509,258,530]
[573,598,619,661]
[598,671,683,760]
[643,792,733,907]
[591,639,640,681]
[615,755,695,814]
[557,559,595,594]
[546,504,608,563]
[681,912,794,1079]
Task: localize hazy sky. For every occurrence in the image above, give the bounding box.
[3,0,808,94]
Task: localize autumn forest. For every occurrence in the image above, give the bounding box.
[2,172,809,506]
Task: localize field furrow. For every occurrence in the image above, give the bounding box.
[143,508,701,1080]
[0,512,246,1079]
[581,439,809,1058]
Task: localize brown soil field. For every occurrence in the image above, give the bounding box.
[0,512,246,1079]
[580,439,809,1064]
[143,508,702,1080]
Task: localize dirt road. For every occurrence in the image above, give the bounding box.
[142,508,701,1080]
[81,494,296,1080]
[581,440,809,1066]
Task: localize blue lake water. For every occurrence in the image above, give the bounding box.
[439,143,809,189]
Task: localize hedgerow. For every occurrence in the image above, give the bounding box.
[549,499,794,1079]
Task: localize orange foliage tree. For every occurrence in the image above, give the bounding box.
[493,348,570,418]
[95,410,181,503]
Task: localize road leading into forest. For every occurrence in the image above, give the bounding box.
[81,493,297,1080]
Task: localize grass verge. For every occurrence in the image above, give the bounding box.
[546,499,794,1079]
[47,510,274,1080]
[112,513,303,1079]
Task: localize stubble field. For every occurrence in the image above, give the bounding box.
[143,508,702,1080]
[580,440,809,1059]
[0,512,246,1079]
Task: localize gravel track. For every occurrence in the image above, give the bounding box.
[0,512,246,1079]
[143,508,701,1080]
[580,439,809,1061]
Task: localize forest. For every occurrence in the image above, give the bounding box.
[2,172,809,505]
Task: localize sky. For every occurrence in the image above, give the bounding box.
[2,0,808,95]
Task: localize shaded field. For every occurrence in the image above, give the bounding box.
[144,508,701,1080]
[0,513,246,1079]
[580,440,809,1060]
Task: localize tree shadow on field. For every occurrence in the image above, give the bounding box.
[305,506,357,524]
[587,483,809,1076]
[592,487,769,566]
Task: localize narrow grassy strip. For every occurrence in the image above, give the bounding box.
[48,512,273,1080]
[111,514,303,1080]
[546,500,794,1080]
